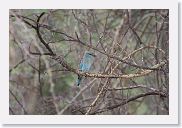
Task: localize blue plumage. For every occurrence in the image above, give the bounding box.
[77,51,96,86]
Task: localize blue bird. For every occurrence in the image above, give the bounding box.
[77,51,96,86]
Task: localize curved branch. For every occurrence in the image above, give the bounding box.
[108,84,159,92]
[36,12,55,56]
[90,91,167,115]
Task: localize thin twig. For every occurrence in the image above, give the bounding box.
[9,59,25,73]
[9,90,28,114]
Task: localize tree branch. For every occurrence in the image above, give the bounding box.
[36,12,55,56]
[52,55,166,79]
[90,91,167,115]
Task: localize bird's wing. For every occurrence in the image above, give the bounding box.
[79,59,83,71]
[83,55,94,71]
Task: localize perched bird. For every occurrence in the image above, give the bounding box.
[77,51,96,86]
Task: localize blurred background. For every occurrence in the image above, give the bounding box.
[9,9,169,115]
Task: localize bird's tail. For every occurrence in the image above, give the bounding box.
[77,75,82,86]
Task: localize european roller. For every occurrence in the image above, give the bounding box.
[77,51,96,86]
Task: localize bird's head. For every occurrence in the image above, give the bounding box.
[85,51,96,57]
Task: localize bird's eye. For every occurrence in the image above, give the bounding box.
[89,53,96,57]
